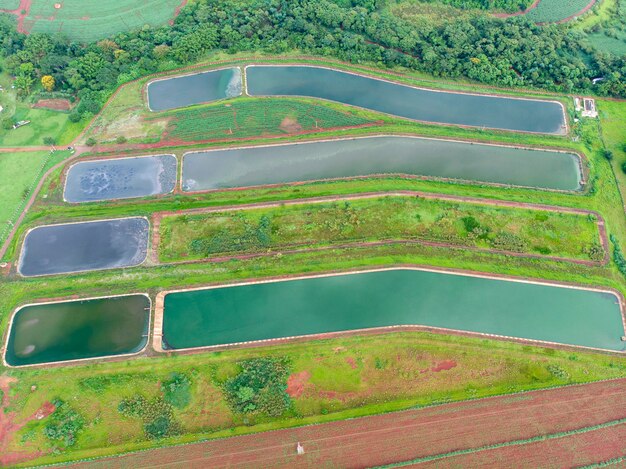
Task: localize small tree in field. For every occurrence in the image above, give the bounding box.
[41,75,55,92]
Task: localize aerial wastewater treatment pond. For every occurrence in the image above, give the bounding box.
[64,154,177,203]
[5,295,151,366]
[18,217,149,276]
[245,66,567,134]
[182,136,582,192]
[161,269,626,352]
[147,67,242,111]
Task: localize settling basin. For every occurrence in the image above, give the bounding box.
[64,154,177,203]
[246,66,567,134]
[5,295,150,366]
[147,67,242,111]
[19,217,149,276]
[161,269,626,352]
[182,136,582,191]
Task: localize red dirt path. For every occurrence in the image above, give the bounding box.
[71,378,626,468]
[0,0,32,33]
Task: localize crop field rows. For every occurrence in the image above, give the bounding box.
[0,0,19,10]
[525,0,596,23]
[21,0,185,42]
[157,99,374,143]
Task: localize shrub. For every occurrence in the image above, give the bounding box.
[1,119,13,130]
[603,149,614,161]
[116,135,128,144]
[68,111,81,123]
[610,234,626,277]
[621,161,626,174]
[160,372,191,409]
[43,136,56,145]
[223,357,291,417]
[85,137,97,146]
[461,216,480,233]
[118,395,180,440]
[43,400,84,449]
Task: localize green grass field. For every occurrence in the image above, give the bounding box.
[159,196,603,263]
[0,149,70,247]
[0,107,82,147]
[23,0,184,43]
[4,332,626,466]
[525,0,594,22]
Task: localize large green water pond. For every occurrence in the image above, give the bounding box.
[246,66,567,134]
[5,295,150,366]
[162,269,625,352]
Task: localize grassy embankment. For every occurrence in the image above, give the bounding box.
[5,332,626,467]
[82,54,575,147]
[158,195,603,263]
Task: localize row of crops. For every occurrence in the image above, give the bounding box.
[159,99,373,143]
[524,0,595,23]
[0,0,20,10]
[23,0,183,42]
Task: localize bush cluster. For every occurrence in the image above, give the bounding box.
[118,396,181,439]
[43,400,84,449]
[223,357,292,417]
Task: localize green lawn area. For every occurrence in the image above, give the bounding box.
[4,332,626,466]
[0,107,83,147]
[159,195,603,263]
[23,0,184,43]
[0,151,51,244]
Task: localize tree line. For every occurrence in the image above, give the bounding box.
[0,0,624,122]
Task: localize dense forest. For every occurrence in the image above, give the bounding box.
[0,0,625,123]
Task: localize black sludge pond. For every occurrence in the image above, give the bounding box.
[246,65,567,134]
[18,217,149,277]
[182,136,582,192]
[64,154,177,203]
[5,295,150,366]
[147,67,242,111]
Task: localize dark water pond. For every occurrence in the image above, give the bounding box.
[182,136,581,192]
[19,217,149,276]
[64,155,177,203]
[246,66,567,134]
[5,295,150,366]
[148,68,242,111]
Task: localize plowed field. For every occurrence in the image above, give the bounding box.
[74,378,626,468]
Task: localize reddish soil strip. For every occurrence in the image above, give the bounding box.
[33,98,72,111]
[431,360,457,372]
[71,378,626,468]
[493,0,540,18]
[286,371,311,398]
[151,190,609,268]
[170,0,188,25]
[420,421,626,468]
